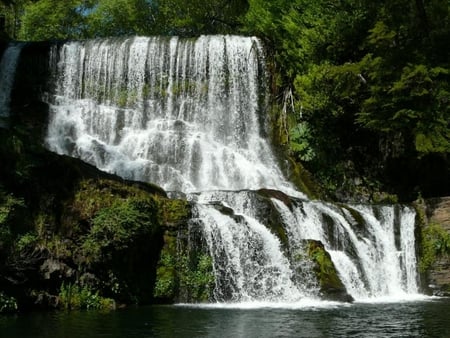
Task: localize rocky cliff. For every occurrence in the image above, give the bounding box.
[425,197,450,296]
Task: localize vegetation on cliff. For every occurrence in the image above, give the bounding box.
[0,123,195,312]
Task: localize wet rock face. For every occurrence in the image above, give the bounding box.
[306,240,354,302]
[10,42,52,125]
[426,197,450,296]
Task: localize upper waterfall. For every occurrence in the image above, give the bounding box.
[46,36,299,195]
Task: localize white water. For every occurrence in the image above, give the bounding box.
[46,36,298,195]
[194,204,306,302]
[43,35,421,304]
[0,44,23,128]
[271,199,420,300]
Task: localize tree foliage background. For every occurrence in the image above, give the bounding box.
[1,0,449,200]
[243,0,450,200]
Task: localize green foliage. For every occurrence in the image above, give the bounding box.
[87,0,156,37]
[0,190,24,226]
[15,232,38,252]
[358,60,450,154]
[15,0,247,40]
[153,251,176,298]
[160,199,190,225]
[155,0,247,36]
[0,188,25,250]
[154,246,215,302]
[58,282,115,310]
[18,0,91,41]
[289,123,315,162]
[0,292,18,314]
[0,0,28,39]
[244,0,450,199]
[178,253,214,302]
[81,197,159,263]
[419,223,450,272]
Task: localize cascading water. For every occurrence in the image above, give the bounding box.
[0,43,24,128]
[46,36,298,195]
[271,198,419,300]
[43,35,421,303]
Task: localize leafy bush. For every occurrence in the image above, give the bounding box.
[154,251,176,299]
[15,232,38,252]
[58,283,115,311]
[154,251,215,302]
[81,197,159,263]
[179,253,215,302]
[0,189,25,250]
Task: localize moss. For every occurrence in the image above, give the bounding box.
[71,179,155,219]
[0,122,176,310]
[159,198,191,225]
[286,156,322,200]
[372,191,399,204]
[307,240,343,289]
[80,197,160,263]
[306,240,352,301]
[340,204,366,231]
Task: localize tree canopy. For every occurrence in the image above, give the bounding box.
[2,0,247,40]
[244,0,450,199]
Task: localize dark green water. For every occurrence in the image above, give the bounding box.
[1,299,450,338]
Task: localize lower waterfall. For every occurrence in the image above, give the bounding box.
[0,35,421,303]
[188,190,420,302]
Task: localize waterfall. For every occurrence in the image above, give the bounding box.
[44,36,421,303]
[271,199,419,300]
[46,36,299,195]
[0,44,23,128]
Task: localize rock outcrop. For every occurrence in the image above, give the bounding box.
[425,197,450,296]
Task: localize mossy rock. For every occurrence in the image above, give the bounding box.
[159,198,191,226]
[154,218,214,303]
[307,240,353,302]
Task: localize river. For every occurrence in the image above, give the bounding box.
[2,298,450,337]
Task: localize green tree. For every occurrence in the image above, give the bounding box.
[0,0,29,39]
[87,0,156,37]
[155,0,247,36]
[244,0,450,199]
[18,0,92,40]
[356,1,450,155]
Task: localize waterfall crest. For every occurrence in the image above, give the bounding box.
[43,36,421,303]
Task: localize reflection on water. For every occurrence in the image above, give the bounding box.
[1,299,450,338]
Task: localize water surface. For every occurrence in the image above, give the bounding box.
[1,298,450,337]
